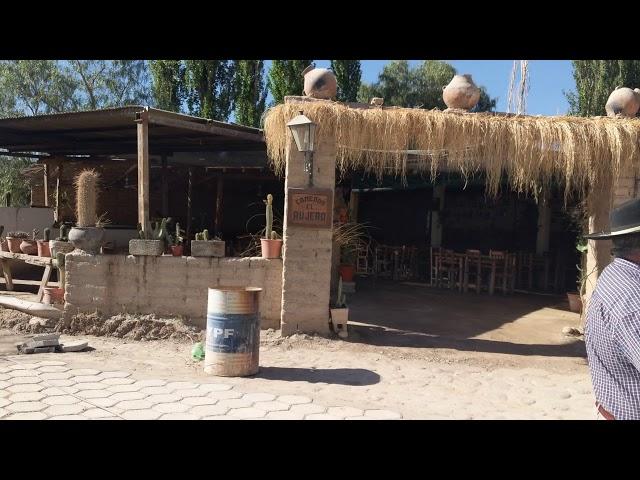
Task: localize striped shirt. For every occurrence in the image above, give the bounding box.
[585,257,640,420]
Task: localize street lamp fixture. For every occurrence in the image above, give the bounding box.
[286,111,317,186]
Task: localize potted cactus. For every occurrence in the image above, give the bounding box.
[68,170,105,255]
[261,194,283,259]
[50,224,74,257]
[129,219,169,256]
[329,277,349,338]
[170,222,185,256]
[37,228,52,257]
[6,231,29,253]
[19,229,38,255]
[191,229,225,257]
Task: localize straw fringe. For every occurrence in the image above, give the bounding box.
[263,101,640,211]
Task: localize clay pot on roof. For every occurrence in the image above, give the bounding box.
[442,74,481,111]
[302,65,337,100]
[605,86,640,118]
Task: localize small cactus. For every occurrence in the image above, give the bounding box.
[59,224,70,241]
[203,229,209,241]
[174,223,184,245]
[0,225,4,238]
[43,228,51,242]
[32,229,39,241]
[265,194,273,240]
[75,169,100,227]
[336,277,347,308]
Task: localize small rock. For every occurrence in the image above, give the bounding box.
[562,326,583,337]
[29,317,53,327]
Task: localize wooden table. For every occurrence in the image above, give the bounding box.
[0,251,60,302]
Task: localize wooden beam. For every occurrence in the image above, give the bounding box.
[147,110,264,143]
[136,109,150,227]
[55,163,63,223]
[161,155,168,217]
[214,177,224,236]
[0,258,13,291]
[43,162,49,207]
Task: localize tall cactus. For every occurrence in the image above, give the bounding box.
[43,228,51,241]
[265,194,273,239]
[75,169,99,227]
[59,224,70,241]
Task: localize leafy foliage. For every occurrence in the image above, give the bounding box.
[0,157,33,206]
[149,60,185,112]
[183,60,236,120]
[234,60,267,127]
[267,60,312,105]
[330,60,362,102]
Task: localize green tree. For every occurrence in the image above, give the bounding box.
[358,60,497,112]
[267,60,313,104]
[0,60,77,115]
[234,60,267,127]
[330,60,362,102]
[566,60,640,116]
[184,60,236,120]
[65,60,150,110]
[149,60,185,112]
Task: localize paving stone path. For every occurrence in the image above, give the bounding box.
[0,358,402,420]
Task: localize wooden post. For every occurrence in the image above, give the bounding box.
[54,163,63,223]
[186,167,193,247]
[536,186,552,255]
[136,110,150,227]
[431,184,445,247]
[43,163,49,207]
[584,180,613,315]
[161,155,168,217]
[214,176,224,236]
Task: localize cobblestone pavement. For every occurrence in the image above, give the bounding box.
[0,358,402,420]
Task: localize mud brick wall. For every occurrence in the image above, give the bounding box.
[63,254,283,329]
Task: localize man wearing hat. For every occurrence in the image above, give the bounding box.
[585,198,640,420]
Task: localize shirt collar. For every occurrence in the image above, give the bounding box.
[614,257,640,273]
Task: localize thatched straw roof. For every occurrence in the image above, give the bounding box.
[263,99,640,207]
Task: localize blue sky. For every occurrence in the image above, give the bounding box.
[263,60,574,116]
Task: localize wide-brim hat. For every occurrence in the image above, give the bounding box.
[585,198,640,240]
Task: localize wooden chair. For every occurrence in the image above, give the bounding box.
[438,249,463,291]
[463,249,482,293]
[488,250,506,295]
[429,247,442,286]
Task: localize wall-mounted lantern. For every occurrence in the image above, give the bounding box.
[286,110,317,186]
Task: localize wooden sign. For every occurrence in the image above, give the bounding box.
[287,188,333,228]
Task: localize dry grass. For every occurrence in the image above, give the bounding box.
[264,100,640,211]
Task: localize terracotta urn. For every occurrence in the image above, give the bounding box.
[442,74,481,110]
[6,237,23,253]
[605,86,640,118]
[302,65,337,100]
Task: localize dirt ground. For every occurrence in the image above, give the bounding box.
[0,281,593,420]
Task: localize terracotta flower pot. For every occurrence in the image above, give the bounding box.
[37,240,51,257]
[170,244,184,257]
[339,264,355,282]
[20,240,38,255]
[567,292,582,314]
[69,226,105,255]
[261,238,283,259]
[605,86,640,118]
[6,237,23,253]
[43,287,64,305]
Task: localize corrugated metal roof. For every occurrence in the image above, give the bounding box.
[0,106,265,159]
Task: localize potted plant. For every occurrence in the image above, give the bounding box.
[6,231,29,253]
[330,277,349,338]
[50,224,74,257]
[0,225,6,252]
[129,218,169,256]
[260,194,283,259]
[37,228,52,257]
[68,170,105,255]
[19,229,38,255]
[339,245,357,282]
[170,222,185,256]
[191,229,225,257]
[567,239,591,314]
